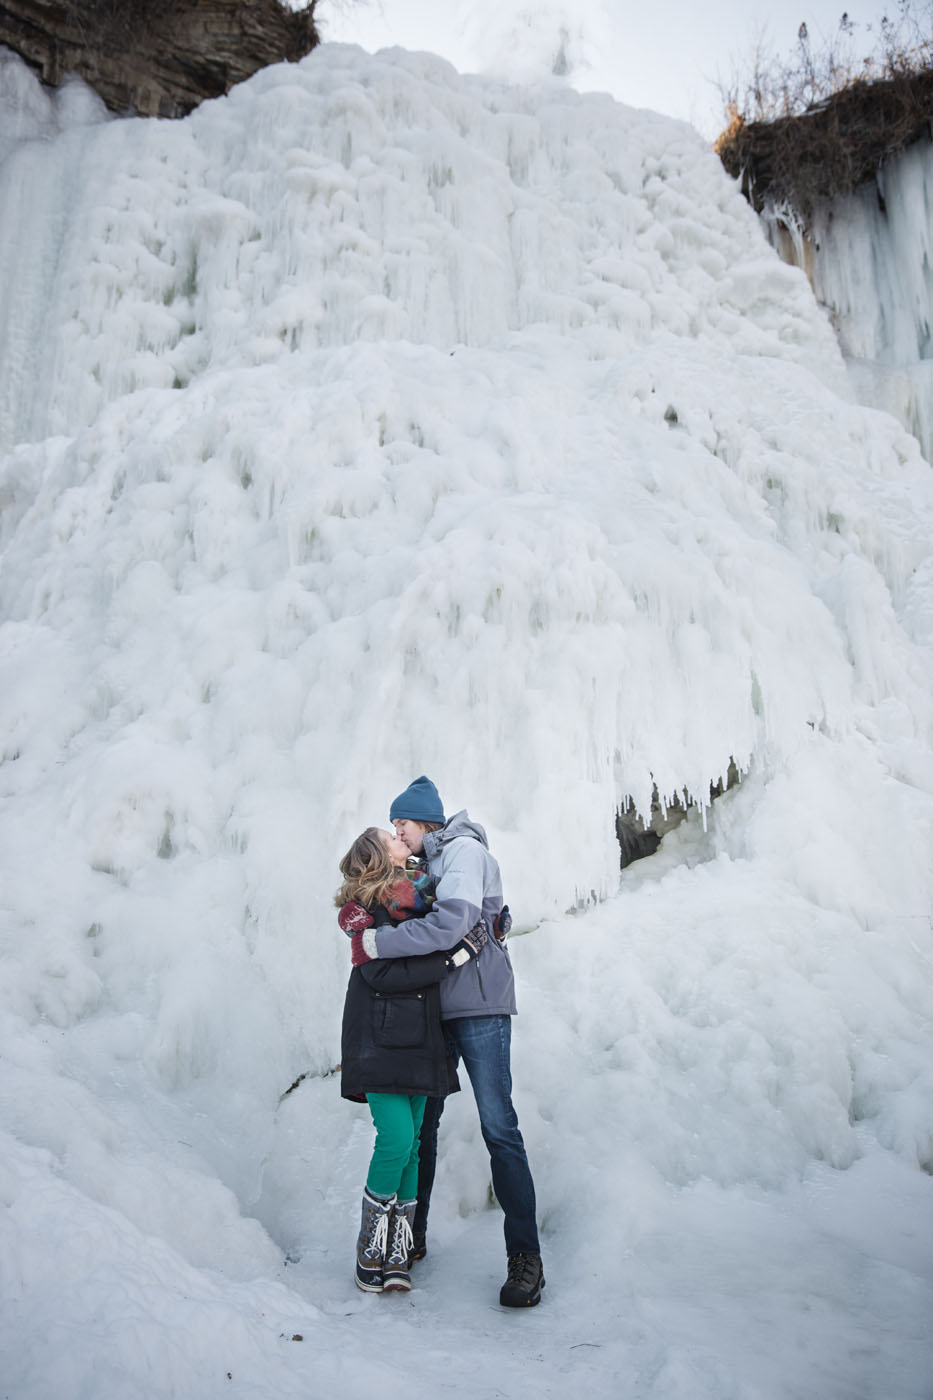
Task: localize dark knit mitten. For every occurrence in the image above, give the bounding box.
[447,919,487,968]
[493,904,512,943]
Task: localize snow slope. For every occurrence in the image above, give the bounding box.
[0,41,931,1399]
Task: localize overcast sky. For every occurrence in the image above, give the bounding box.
[315,1,897,138]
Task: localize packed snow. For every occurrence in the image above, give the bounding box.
[1,39,932,1400]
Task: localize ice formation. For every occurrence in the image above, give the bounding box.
[1,39,931,1400]
[765,136,933,462]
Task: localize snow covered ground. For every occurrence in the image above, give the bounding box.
[0,40,931,1400]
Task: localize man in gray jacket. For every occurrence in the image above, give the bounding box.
[350,775,544,1307]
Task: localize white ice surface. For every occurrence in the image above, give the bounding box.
[0,42,931,1399]
[764,136,933,463]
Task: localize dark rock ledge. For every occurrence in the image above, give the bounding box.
[0,0,319,118]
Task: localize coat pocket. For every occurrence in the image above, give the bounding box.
[371,990,427,1049]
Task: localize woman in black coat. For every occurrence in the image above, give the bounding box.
[335,827,485,1294]
[340,938,461,1101]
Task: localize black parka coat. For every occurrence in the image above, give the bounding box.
[340,941,461,1101]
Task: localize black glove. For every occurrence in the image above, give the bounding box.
[447,919,487,968]
[493,904,511,943]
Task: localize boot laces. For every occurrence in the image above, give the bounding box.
[506,1252,537,1283]
[362,1208,389,1262]
[387,1210,414,1266]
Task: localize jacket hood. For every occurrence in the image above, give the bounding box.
[424,809,488,856]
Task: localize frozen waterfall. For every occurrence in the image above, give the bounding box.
[765,134,933,463]
[1,40,932,1400]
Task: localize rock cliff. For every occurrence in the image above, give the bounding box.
[0,0,318,117]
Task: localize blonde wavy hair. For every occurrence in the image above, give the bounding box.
[334,827,405,912]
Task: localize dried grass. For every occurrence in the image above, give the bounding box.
[715,4,933,217]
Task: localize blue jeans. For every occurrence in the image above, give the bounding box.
[415,1015,540,1257]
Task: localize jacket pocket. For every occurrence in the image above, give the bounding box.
[371,990,428,1049]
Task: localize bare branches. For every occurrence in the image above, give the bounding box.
[715,3,933,217]
[718,3,933,126]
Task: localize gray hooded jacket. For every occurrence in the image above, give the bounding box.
[372,810,517,1019]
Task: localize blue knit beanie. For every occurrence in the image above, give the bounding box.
[389,775,446,825]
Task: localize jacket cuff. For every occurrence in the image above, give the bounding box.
[363,928,379,961]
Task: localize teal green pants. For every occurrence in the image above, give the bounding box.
[365,1093,427,1201]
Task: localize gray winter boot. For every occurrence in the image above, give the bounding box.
[355,1188,394,1293]
[383,1198,417,1292]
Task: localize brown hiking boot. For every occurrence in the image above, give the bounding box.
[499,1253,545,1307]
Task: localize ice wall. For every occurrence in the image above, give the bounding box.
[2,39,931,954]
[0,31,932,1240]
[1,45,932,1393]
[764,135,933,462]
